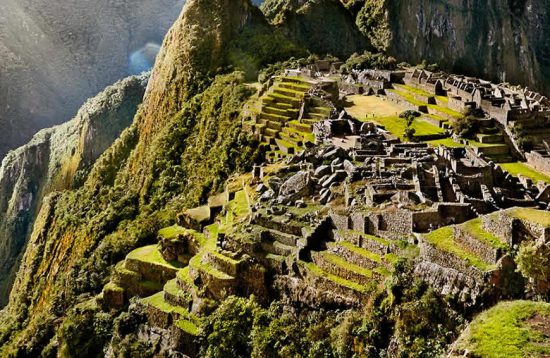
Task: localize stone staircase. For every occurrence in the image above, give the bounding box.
[472,124,514,163]
[296,231,396,303]
[414,215,517,304]
[101,244,184,308]
[244,76,331,162]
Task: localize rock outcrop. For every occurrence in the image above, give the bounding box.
[0,0,184,159]
[357,0,550,95]
[0,74,148,307]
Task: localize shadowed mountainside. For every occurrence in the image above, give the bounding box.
[0,0,184,160]
[0,73,149,307]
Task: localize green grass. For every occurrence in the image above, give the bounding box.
[175,319,200,336]
[391,89,462,119]
[320,252,374,278]
[460,218,508,250]
[221,190,250,233]
[344,94,406,119]
[373,115,445,140]
[127,245,183,269]
[500,162,550,184]
[284,126,315,143]
[142,292,200,333]
[394,84,433,98]
[467,139,507,148]
[509,208,550,228]
[143,292,187,315]
[426,138,465,148]
[301,261,369,293]
[339,241,382,264]
[158,225,188,240]
[177,267,198,291]
[424,227,494,271]
[454,301,550,357]
[189,254,234,280]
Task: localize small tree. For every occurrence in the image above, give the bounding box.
[516,242,550,298]
[403,113,416,142]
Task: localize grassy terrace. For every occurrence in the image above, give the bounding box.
[220,189,250,234]
[127,245,183,269]
[389,89,462,119]
[509,208,550,227]
[189,252,234,280]
[345,95,406,119]
[158,225,189,240]
[142,292,200,335]
[339,241,383,264]
[454,301,550,357]
[426,138,465,148]
[460,218,508,250]
[500,162,550,184]
[301,261,369,294]
[321,252,374,278]
[372,115,446,140]
[424,227,494,271]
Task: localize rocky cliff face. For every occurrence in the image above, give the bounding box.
[261,0,369,58]
[0,74,148,307]
[0,0,184,160]
[357,0,550,94]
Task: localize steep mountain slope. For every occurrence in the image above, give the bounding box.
[261,0,369,58]
[0,74,149,308]
[352,0,550,95]
[0,0,185,160]
[0,0,299,355]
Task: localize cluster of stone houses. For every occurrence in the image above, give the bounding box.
[404,69,550,125]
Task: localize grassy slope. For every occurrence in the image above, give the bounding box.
[453,301,550,357]
[500,162,550,184]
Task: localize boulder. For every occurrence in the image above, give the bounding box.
[279,171,313,200]
[314,165,331,178]
[321,170,347,188]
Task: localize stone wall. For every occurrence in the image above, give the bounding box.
[526,151,550,175]
[481,212,515,246]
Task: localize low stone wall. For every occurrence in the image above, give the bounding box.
[188,265,238,301]
[312,252,372,285]
[125,258,179,283]
[454,227,501,264]
[327,244,379,270]
[330,211,351,231]
[253,214,304,236]
[298,264,367,305]
[203,251,239,277]
[414,260,488,305]
[418,238,487,281]
[526,151,550,176]
[481,212,515,246]
[369,210,413,237]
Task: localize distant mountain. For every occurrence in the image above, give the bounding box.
[0,0,184,160]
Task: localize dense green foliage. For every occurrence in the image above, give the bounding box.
[355,0,391,51]
[517,241,550,298]
[340,51,397,73]
[194,262,463,358]
[261,0,368,58]
[0,72,261,356]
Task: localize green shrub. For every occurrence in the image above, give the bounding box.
[340,51,397,74]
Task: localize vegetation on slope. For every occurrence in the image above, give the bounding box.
[453,301,550,357]
[261,0,369,58]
